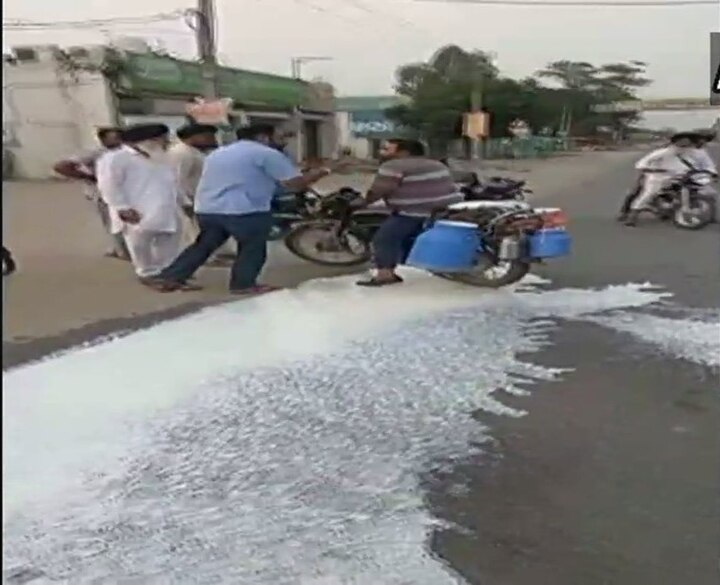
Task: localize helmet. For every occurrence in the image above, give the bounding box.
[692,128,716,142]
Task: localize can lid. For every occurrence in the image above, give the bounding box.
[436,220,479,229]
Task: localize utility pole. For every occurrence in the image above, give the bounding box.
[195,0,217,99]
[290,56,333,79]
[468,51,496,160]
[469,75,482,160]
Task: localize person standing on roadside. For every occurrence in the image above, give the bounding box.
[97,124,187,287]
[53,127,130,260]
[149,123,335,295]
[167,124,218,247]
[356,138,462,287]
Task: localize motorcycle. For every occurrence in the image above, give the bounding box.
[275,174,535,268]
[268,190,318,241]
[453,171,532,202]
[277,188,389,266]
[422,200,570,288]
[648,169,717,230]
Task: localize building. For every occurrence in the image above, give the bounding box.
[335,95,408,159]
[3,43,337,179]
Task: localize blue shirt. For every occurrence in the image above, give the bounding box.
[194,140,300,215]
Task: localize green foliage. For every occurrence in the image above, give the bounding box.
[386,45,652,150]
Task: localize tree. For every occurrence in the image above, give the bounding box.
[386,48,653,153]
[536,60,599,92]
[387,45,500,154]
[535,59,651,138]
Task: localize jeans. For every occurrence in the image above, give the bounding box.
[372,214,427,270]
[160,212,273,290]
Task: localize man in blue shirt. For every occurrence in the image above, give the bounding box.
[152,124,331,295]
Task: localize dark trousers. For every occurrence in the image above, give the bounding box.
[620,175,644,214]
[160,212,273,291]
[372,214,427,270]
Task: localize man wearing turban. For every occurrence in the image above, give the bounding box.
[97,124,186,285]
[168,124,218,249]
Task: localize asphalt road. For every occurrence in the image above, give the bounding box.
[429,146,720,585]
[3,148,719,585]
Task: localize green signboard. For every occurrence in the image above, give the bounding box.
[117,53,309,108]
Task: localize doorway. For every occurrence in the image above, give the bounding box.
[303,120,320,160]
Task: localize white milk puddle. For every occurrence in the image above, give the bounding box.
[3,270,702,585]
[587,310,720,368]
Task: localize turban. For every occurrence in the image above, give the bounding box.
[176,124,218,140]
[122,123,170,143]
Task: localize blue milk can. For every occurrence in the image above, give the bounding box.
[406,220,481,272]
[528,228,572,258]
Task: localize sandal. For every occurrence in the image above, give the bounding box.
[139,278,179,292]
[230,284,281,297]
[356,275,404,287]
[138,277,199,292]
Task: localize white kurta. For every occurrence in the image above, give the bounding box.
[632,146,717,211]
[97,147,182,277]
[167,142,206,207]
[167,142,206,248]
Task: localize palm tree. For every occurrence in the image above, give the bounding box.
[428,45,498,82]
[536,60,598,91]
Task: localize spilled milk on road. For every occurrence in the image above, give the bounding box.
[3,269,715,585]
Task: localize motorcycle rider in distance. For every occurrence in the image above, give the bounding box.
[619,131,716,227]
[689,128,718,172]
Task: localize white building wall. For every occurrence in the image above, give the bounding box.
[3,49,116,179]
[334,111,371,159]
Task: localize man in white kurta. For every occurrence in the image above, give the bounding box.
[167,124,218,248]
[97,124,182,281]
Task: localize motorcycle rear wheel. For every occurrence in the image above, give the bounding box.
[435,258,530,288]
[284,221,372,266]
[671,196,715,230]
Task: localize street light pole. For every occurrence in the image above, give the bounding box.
[195,0,217,99]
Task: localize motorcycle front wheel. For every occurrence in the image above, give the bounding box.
[434,257,530,288]
[284,221,372,266]
[671,196,715,230]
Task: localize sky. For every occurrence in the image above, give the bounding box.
[3,0,719,98]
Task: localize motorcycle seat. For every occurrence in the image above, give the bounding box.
[481,180,523,195]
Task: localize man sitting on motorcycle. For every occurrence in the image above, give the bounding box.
[689,128,718,173]
[620,131,713,226]
[356,139,463,287]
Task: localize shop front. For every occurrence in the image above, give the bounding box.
[113,52,336,162]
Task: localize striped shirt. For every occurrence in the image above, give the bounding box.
[369,157,463,216]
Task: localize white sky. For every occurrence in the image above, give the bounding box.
[3,0,719,98]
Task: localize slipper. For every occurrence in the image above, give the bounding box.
[356,275,404,287]
[177,282,203,292]
[230,284,281,297]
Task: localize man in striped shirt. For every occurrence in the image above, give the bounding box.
[357,139,462,287]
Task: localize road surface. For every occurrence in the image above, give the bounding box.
[3,148,719,585]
